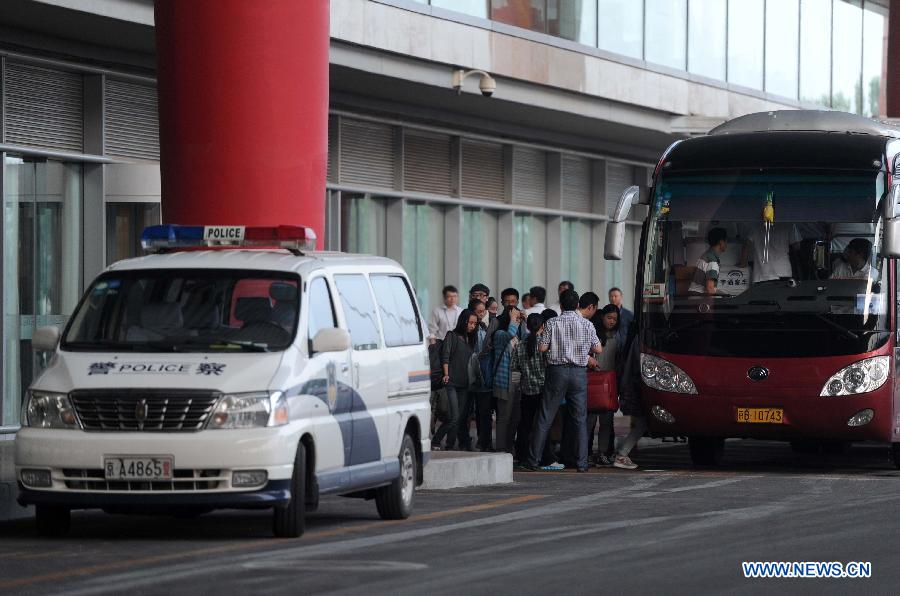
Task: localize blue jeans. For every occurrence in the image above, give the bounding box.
[527,365,588,470]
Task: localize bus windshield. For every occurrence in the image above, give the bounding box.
[62,269,300,352]
[641,170,889,358]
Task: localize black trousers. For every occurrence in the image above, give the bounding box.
[517,392,554,464]
[476,390,496,450]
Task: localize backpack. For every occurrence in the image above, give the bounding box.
[428,338,444,390]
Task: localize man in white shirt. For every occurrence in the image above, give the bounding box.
[524,285,548,316]
[831,238,876,280]
[428,285,463,343]
[739,223,801,283]
[548,280,574,314]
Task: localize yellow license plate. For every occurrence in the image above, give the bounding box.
[736,407,784,424]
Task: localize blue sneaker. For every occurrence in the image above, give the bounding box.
[540,461,565,471]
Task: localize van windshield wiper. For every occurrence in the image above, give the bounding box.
[177,339,271,352]
[63,341,137,351]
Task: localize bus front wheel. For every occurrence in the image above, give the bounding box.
[689,437,724,466]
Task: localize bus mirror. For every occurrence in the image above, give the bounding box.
[883,218,900,257]
[604,185,648,260]
[604,221,626,260]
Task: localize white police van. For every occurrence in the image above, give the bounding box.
[15,225,432,537]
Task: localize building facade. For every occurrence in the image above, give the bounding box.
[0,0,893,518]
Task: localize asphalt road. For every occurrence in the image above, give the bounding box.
[2,439,899,595]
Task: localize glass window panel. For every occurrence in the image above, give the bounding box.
[688,0,726,80]
[459,209,498,302]
[432,0,488,18]
[105,202,161,265]
[334,274,382,351]
[727,0,765,89]
[560,219,591,293]
[799,0,832,106]
[862,5,886,117]
[548,0,597,45]
[598,0,643,58]
[401,202,444,316]
[513,214,547,292]
[371,275,423,347]
[307,277,337,342]
[3,156,82,426]
[832,0,863,113]
[340,194,386,255]
[644,0,687,70]
[491,0,547,33]
[765,0,800,98]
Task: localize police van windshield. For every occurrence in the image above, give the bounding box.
[63,269,300,352]
[641,170,889,358]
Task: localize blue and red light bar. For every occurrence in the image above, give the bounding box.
[140,225,317,253]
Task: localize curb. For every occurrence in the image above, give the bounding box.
[422,451,514,490]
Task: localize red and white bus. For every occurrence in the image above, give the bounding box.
[606,110,900,467]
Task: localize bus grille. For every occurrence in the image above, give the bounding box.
[69,390,220,432]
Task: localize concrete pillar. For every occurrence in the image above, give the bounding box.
[886,0,900,117]
[154,0,329,245]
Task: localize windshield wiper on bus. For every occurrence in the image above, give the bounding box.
[812,314,860,341]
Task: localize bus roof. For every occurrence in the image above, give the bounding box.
[709,110,900,139]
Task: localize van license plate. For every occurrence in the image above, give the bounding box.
[104,456,173,481]
[736,408,784,424]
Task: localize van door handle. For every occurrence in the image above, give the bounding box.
[341,363,349,373]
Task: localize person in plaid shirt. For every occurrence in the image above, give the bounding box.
[510,313,555,466]
[522,289,601,472]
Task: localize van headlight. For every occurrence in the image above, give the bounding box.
[640,353,697,394]
[23,391,80,429]
[820,356,890,397]
[208,391,289,429]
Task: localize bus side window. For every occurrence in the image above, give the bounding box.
[307,277,337,352]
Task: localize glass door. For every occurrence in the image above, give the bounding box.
[3,156,82,425]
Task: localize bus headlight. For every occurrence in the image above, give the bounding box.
[820,356,890,397]
[23,391,79,429]
[640,354,697,394]
[208,391,288,429]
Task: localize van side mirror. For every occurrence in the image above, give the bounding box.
[32,326,60,352]
[604,185,649,260]
[311,328,351,353]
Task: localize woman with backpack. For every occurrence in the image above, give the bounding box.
[432,309,478,451]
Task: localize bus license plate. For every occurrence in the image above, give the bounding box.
[736,408,784,424]
[104,456,173,481]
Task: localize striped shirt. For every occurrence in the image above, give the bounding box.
[539,311,600,367]
[688,249,720,294]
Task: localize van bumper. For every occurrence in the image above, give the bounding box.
[17,480,291,509]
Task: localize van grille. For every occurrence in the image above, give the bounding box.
[69,390,220,432]
[62,468,224,491]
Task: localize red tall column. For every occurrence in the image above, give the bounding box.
[154,0,329,246]
[887,0,900,117]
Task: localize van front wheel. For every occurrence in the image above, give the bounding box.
[376,434,416,520]
[273,442,306,538]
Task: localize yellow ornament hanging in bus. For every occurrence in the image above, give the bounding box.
[762,192,774,263]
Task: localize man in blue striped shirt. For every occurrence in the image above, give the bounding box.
[522,289,601,472]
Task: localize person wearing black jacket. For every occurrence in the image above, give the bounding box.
[433,309,478,451]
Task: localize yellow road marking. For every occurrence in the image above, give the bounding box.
[0,494,545,590]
